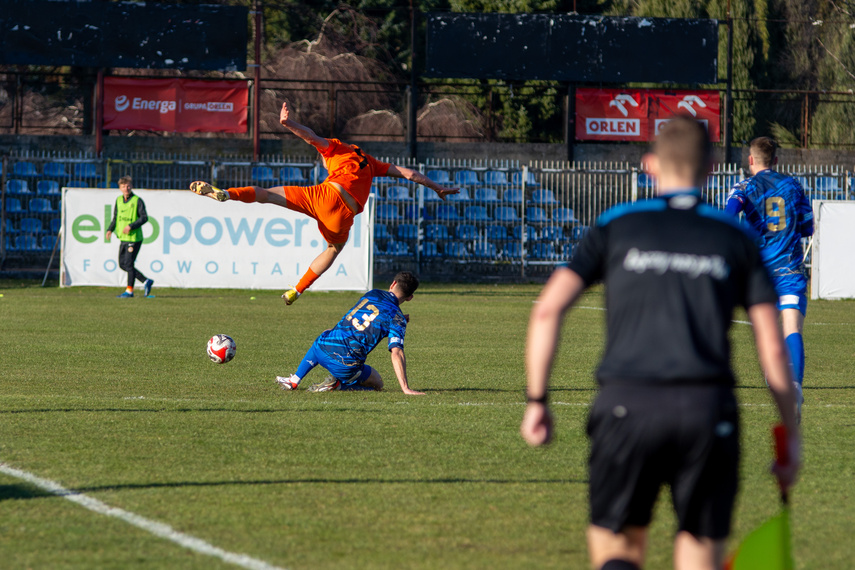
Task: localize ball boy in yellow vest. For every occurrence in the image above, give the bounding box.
[106,176,154,298]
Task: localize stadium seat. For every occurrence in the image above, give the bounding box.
[435,204,462,221]
[540,226,565,241]
[19,218,42,234]
[50,218,62,234]
[446,188,471,202]
[504,188,525,204]
[386,240,410,256]
[6,179,29,194]
[530,189,558,205]
[513,225,537,242]
[454,170,481,186]
[572,225,590,240]
[531,241,557,260]
[30,198,57,214]
[472,241,497,258]
[445,241,469,258]
[66,180,88,188]
[98,181,119,189]
[373,176,398,186]
[14,234,39,251]
[474,187,501,202]
[494,206,520,223]
[427,170,452,184]
[501,241,523,259]
[526,207,549,223]
[251,166,276,182]
[483,171,511,186]
[456,224,478,240]
[511,171,539,187]
[41,235,58,250]
[396,223,418,240]
[73,163,101,179]
[464,206,491,222]
[37,180,60,195]
[3,219,16,234]
[421,241,441,258]
[5,198,25,213]
[315,166,328,182]
[637,173,655,189]
[280,166,308,183]
[423,187,444,202]
[552,208,576,223]
[376,204,401,221]
[404,205,431,220]
[387,186,411,200]
[43,162,69,177]
[13,162,38,177]
[374,223,391,240]
[425,224,450,240]
[485,225,508,240]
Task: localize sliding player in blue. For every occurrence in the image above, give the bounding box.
[276,271,425,395]
[725,136,814,421]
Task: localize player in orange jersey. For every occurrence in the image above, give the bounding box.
[191,101,458,304]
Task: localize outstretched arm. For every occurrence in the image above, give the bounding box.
[390,346,424,395]
[279,102,330,152]
[386,164,459,201]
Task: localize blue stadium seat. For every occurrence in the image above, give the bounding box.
[501,241,523,259]
[425,224,450,240]
[456,224,478,240]
[396,223,418,240]
[73,163,101,179]
[376,204,401,221]
[435,204,461,221]
[252,166,276,182]
[421,241,441,258]
[29,198,57,214]
[552,208,576,223]
[494,206,520,223]
[637,173,655,189]
[504,188,525,204]
[43,162,68,177]
[386,186,411,200]
[3,219,16,234]
[18,218,43,234]
[445,241,469,258]
[374,223,391,240]
[98,181,119,189]
[13,162,38,177]
[540,226,565,241]
[37,180,61,195]
[483,171,511,186]
[530,189,558,205]
[5,198,25,213]
[447,188,471,202]
[815,176,839,192]
[513,225,537,242]
[427,170,452,184]
[41,235,58,250]
[512,171,539,187]
[423,187,444,202]
[455,170,481,186]
[373,176,398,186]
[472,241,497,258]
[572,225,590,240]
[13,234,39,251]
[485,225,508,240]
[526,207,549,223]
[66,180,88,188]
[280,166,308,184]
[474,187,501,202]
[315,166,328,182]
[6,179,29,194]
[50,218,62,234]
[386,240,410,256]
[531,241,557,260]
[464,206,491,222]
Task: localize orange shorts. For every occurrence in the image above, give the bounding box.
[281,182,355,244]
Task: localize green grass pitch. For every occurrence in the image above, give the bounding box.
[0,280,853,569]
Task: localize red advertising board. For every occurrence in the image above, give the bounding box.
[103,78,248,133]
[576,88,720,142]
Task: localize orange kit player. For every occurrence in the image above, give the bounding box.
[190,101,458,305]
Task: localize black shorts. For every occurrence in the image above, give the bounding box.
[587,383,739,539]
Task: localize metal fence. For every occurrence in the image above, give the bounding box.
[2,151,852,276]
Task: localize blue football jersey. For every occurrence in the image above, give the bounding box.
[315,289,407,368]
[725,169,813,277]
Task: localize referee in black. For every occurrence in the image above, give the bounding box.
[521,116,800,570]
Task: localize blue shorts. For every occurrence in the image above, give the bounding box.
[301,341,372,385]
[773,273,807,314]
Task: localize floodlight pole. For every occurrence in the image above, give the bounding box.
[95,68,104,157]
[252,0,263,162]
[723,3,734,162]
[408,0,418,159]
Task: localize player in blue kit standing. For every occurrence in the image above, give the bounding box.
[725,137,813,420]
[276,271,425,395]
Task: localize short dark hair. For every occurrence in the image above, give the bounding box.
[749,136,777,167]
[393,271,419,297]
[118,175,133,186]
[654,115,712,185]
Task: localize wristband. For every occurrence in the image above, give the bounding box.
[526,393,548,404]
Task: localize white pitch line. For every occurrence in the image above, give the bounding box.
[0,462,286,570]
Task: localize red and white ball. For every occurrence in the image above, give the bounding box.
[207,334,236,364]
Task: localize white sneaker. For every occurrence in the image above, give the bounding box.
[276,374,300,391]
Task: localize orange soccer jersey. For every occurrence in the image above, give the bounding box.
[320,139,390,210]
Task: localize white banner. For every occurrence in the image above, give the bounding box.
[61,188,374,291]
[811,200,855,300]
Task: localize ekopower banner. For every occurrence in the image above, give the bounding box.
[60,189,373,291]
[103,77,248,133]
[576,88,721,142]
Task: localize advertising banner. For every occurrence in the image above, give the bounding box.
[103,78,248,133]
[575,88,648,141]
[61,188,373,292]
[576,88,721,142]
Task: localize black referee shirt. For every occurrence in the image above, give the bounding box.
[567,191,778,387]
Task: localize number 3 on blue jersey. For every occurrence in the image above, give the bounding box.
[765,196,787,232]
[345,299,380,331]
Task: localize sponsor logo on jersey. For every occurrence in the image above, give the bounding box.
[623,247,730,280]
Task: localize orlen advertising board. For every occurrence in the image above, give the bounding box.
[61,188,373,291]
[103,77,248,133]
[576,88,720,142]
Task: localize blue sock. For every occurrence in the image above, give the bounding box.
[786,332,805,386]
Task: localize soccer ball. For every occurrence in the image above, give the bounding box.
[207,334,236,364]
